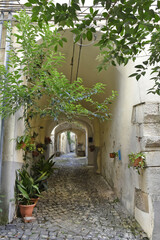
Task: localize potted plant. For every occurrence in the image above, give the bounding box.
[31,154,55,192]
[16,168,40,218]
[109,152,118,158]
[128,152,146,174]
[16,135,36,152]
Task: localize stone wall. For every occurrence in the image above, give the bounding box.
[133,102,160,240]
[99,59,160,239]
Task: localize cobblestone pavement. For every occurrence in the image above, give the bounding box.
[0,154,149,240]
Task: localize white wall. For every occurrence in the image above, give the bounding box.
[100,59,160,239]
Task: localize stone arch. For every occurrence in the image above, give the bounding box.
[48,119,95,165]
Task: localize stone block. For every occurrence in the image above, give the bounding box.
[140,167,160,194]
[143,123,160,136]
[132,104,145,124]
[145,151,160,167]
[132,102,160,124]
[141,136,160,150]
[144,114,160,123]
[144,103,159,116]
[135,188,149,213]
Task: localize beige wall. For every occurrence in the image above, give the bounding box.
[0,19,24,223]
[99,59,160,238]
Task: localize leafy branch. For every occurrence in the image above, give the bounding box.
[25,0,160,95]
[0,10,117,122]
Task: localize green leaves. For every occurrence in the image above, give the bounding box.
[16,167,41,204]
[86,30,92,41]
[0,10,117,121]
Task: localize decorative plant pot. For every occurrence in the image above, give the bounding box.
[19,204,35,218]
[133,157,143,167]
[30,197,40,206]
[109,153,115,158]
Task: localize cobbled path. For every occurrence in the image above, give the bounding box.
[0,154,148,240]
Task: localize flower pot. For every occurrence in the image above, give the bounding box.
[30,197,40,206]
[20,142,26,150]
[19,204,35,218]
[133,157,143,167]
[109,153,115,158]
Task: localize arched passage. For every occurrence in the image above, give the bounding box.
[56,131,77,155]
[47,119,96,166]
[29,28,117,171]
[23,29,160,238]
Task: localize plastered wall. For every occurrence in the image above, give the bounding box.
[0,21,24,223]
[99,60,160,239]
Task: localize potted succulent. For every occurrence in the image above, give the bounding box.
[128,152,146,174]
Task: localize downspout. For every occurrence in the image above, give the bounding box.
[0,12,12,186]
[0,12,4,187]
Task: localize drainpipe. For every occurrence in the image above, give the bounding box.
[0,12,4,187]
[0,12,12,186]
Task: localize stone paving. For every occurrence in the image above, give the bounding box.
[0,154,149,240]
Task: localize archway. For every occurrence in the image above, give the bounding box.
[48,120,95,165]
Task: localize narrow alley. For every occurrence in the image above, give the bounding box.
[0,154,148,240]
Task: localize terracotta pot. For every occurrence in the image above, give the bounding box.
[19,204,35,217]
[20,142,26,150]
[30,197,40,206]
[133,157,143,167]
[109,153,115,158]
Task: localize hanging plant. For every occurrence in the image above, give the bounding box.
[16,135,36,152]
[109,152,118,158]
[128,152,146,174]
